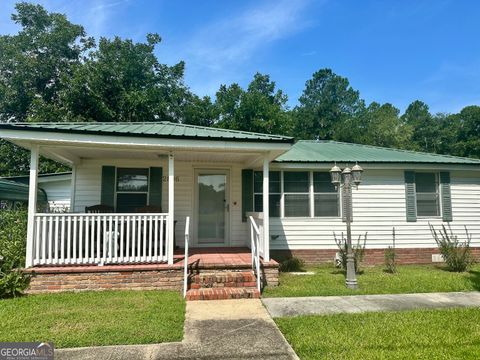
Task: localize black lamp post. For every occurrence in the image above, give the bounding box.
[330,163,363,289]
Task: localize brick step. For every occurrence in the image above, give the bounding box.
[185,287,260,301]
[189,271,257,289]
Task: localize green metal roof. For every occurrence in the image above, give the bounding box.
[0,122,293,143]
[0,179,47,203]
[275,140,480,165]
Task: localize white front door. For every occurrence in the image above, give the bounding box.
[195,169,229,246]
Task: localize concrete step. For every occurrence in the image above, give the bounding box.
[185,287,260,301]
[189,271,257,289]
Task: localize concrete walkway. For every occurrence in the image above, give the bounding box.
[262,291,480,318]
[56,299,299,360]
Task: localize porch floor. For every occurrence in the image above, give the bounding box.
[27,247,278,274]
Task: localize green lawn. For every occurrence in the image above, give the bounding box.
[0,290,185,348]
[275,308,480,359]
[264,264,480,297]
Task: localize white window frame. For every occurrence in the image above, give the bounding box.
[253,170,342,219]
[312,171,341,218]
[415,171,442,218]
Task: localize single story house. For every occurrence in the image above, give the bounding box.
[3,172,72,212]
[0,122,478,298]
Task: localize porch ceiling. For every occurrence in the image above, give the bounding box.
[13,141,272,166]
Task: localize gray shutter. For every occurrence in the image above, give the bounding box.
[440,172,452,222]
[404,171,417,222]
[149,167,163,210]
[101,166,116,208]
[342,185,353,222]
[242,169,254,222]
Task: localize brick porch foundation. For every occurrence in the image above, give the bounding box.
[25,249,280,294]
[25,264,185,294]
[271,247,480,266]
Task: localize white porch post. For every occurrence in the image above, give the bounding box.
[70,164,77,212]
[26,145,39,268]
[168,152,175,264]
[262,155,270,262]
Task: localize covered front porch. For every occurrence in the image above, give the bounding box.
[0,122,292,271]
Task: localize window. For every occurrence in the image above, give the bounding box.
[253,171,280,217]
[251,171,341,218]
[284,171,310,217]
[116,168,149,213]
[313,172,340,217]
[415,172,439,217]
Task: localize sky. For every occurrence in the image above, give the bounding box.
[1,0,479,114]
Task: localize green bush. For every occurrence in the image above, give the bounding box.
[0,210,30,298]
[334,232,367,273]
[429,223,473,272]
[279,257,306,272]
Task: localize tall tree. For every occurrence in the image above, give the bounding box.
[400,100,440,153]
[292,69,364,140]
[214,73,290,134]
[0,2,91,176]
[448,106,480,159]
[0,2,93,122]
[56,34,188,122]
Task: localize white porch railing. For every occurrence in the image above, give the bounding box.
[246,212,266,258]
[248,215,262,292]
[32,213,170,266]
[183,216,190,298]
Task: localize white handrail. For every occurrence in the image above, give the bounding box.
[183,216,190,298]
[248,215,261,292]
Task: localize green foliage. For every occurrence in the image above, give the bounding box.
[214,72,290,134]
[429,223,473,272]
[334,231,367,273]
[279,257,306,272]
[0,2,93,122]
[384,228,397,274]
[0,210,30,298]
[57,35,188,123]
[293,68,364,140]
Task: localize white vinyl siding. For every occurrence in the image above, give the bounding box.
[40,179,71,211]
[269,169,480,250]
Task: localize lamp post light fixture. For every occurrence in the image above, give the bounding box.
[330,162,363,289]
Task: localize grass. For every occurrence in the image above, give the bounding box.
[275,308,480,359]
[263,264,480,297]
[0,290,185,348]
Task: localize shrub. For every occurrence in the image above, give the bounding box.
[279,257,306,272]
[384,228,397,274]
[429,223,473,272]
[334,232,367,273]
[0,210,30,298]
